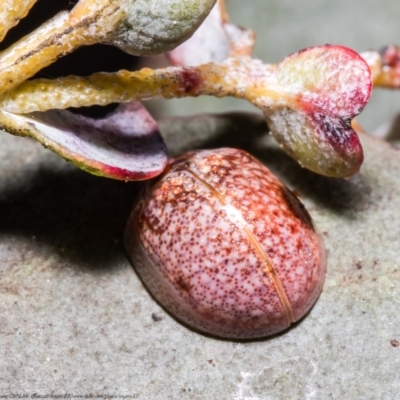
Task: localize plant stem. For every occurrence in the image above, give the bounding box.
[3,58,281,113]
[0,0,122,99]
[361,50,400,88]
[0,0,38,42]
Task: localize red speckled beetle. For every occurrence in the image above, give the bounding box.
[125,148,326,339]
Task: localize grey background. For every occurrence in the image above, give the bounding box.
[2,1,400,399]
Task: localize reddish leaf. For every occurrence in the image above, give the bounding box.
[264,45,372,177]
[266,108,364,177]
[276,45,371,118]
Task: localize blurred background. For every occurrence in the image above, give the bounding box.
[2,0,400,133]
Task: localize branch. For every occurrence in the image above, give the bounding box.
[2,58,279,113]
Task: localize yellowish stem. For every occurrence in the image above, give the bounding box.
[3,58,282,113]
[361,50,400,89]
[0,0,38,42]
[373,70,400,88]
[0,13,91,99]
[0,0,123,99]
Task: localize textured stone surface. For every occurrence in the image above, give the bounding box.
[1,111,400,398]
[2,1,400,398]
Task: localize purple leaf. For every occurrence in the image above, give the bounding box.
[1,102,168,181]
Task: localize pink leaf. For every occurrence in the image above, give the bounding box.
[276,45,372,118]
[265,45,372,177]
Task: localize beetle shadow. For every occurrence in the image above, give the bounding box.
[248,137,372,216]
[0,162,143,272]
